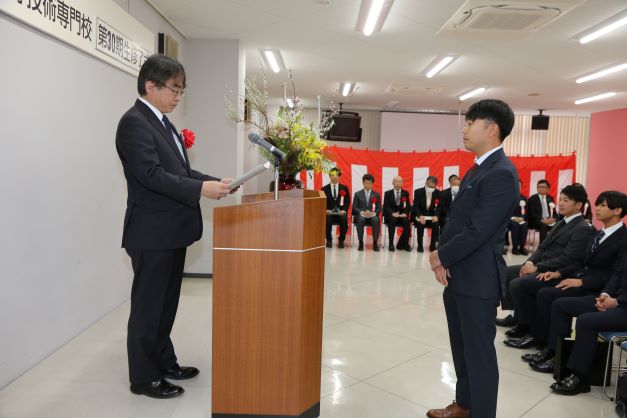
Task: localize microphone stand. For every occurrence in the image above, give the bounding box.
[273,157,280,201]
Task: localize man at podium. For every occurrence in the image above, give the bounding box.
[116,54,234,399]
[322,167,350,248]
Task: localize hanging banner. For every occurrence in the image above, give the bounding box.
[1,0,153,75]
[300,146,576,200]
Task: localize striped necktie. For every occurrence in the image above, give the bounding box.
[591,230,605,253]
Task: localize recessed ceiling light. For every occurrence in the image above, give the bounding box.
[459,87,486,101]
[356,0,394,36]
[259,49,285,73]
[576,63,627,83]
[577,8,627,44]
[424,56,457,79]
[574,92,616,105]
[340,81,354,97]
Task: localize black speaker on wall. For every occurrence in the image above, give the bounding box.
[531,110,550,130]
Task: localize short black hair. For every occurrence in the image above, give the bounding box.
[329,167,342,176]
[362,173,375,183]
[448,174,460,182]
[426,176,438,184]
[595,191,627,218]
[465,99,515,141]
[537,179,550,188]
[560,184,587,205]
[138,54,186,96]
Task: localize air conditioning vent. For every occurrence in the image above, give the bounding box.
[384,84,442,97]
[439,0,585,36]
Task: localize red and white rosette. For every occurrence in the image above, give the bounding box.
[339,189,345,207]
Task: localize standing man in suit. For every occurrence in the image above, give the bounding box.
[352,173,381,252]
[321,167,350,248]
[383,176,411,251]
[116,54,234,399]
[503,185,595,349]
[437,174,461,236]
[426,99,519,418]
[413,176,442,252]
[527,179,556,243]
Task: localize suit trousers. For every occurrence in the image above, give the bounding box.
[326,213,348,242]
[386,216,410,247]
[444,288,499,418]
[549,297,627,376]
[510,274,560,328]
[533,286,593,344]
[500,264,524,311]
[126,248,186,384]
[416,220,439,249]
[356,215,380,242]
[509,220,528,250]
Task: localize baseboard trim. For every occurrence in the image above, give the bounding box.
[182,272,212,279]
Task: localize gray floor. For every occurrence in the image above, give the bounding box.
[0,244,618,417]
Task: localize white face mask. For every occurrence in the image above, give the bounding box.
[451,186,460,193]
[425,186,435,193]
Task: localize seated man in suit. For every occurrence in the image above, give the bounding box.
[527,179,557,243]
[541,255,627,396]
[352,173,381,252]
[508,180,529,256]
[412,176,441,252]
[322,167,350,248]
[502,185,595,349]
[383,176,411,251]
[436,174,460,236]
[519,191,627,373]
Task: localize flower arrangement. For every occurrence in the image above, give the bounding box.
[225,71,336,176]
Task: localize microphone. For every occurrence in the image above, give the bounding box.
[248,132,286,160]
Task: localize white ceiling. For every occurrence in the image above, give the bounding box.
[149,0,627,115]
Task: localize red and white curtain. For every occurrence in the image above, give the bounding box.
[299,146,576,199]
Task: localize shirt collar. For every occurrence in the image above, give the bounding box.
[602,222,624,238]
[138,97,164,124]
[475,145,503,166]
[564,213,582,223]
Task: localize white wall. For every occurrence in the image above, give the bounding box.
[381,112,464,152]
[0,0,190,388]
[183,39,245,274]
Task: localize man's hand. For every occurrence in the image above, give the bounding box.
[555,278,583,290]
[519,262,537,277]
[201,180,231,199]
[399,213,407,218]
[392,212,400,218]
[419,215,426,225]
[326,210,334,215]
[537,271,561,281]
[433,264,448,287]
[219,177,239,194]
[339,210,346,215]
[596,294,618,311]
[432,216,439,223]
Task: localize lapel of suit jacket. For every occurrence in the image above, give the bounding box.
[453,149,505,203]
[546,216,581,245]
[135,100,187,167]
[589,224,625,259]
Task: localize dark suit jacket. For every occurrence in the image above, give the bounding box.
[438,149,519,300]
[601,252,627,307]
[412,187,442,220]
[115,99,219,250]
[352,189,381,218]
[527,193,555,229]
[559,224,627,290]
[383,189,411,223]
[322,183,350,212]
[526,215,595,273]
[436,188,454,224]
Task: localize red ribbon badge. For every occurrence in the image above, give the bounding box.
[181,129,196,149]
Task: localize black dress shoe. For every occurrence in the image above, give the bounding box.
[429,245,436,252]
[162,364,200,380]
[130,378,184,399]
[373,243,380,252]
[496,314,516,327]
[417,246,424,253]
[503,335,536,349]
[518,248,529,256]
[511,249,520,255]
[326,240,332,248]
[389,244,395,251]
[505,325,529,338]
[551,373,591,396]
[502,248,509,255]
[529,358,555,373]
[358,242,364,251]
[338,241,345,249]
[522,348,553,363]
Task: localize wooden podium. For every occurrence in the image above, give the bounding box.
[212,189,326,418]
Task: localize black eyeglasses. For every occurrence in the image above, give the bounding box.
[164,84,185,97]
